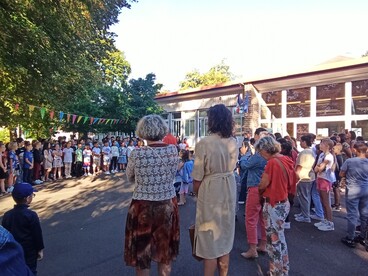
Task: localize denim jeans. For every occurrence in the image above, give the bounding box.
[311,180,324,218]
[297,180,313,218]
[345,185,368,239]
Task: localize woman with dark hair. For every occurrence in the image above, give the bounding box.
[338,133,352,159]
[192,104,238,276]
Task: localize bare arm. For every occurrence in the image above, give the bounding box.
[193,180,201,195]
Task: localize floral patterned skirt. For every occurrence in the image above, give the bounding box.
[124,197,180,269]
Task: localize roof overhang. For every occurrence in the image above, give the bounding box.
[155,56,368,103]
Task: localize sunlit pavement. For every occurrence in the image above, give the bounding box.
[1,175,367,276]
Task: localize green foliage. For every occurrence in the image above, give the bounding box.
[0,0,163,138]
[0,128,11,143]
[179,60,234,90]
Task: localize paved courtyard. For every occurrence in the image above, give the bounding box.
[1,173,367,276]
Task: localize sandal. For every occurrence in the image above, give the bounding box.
[241,251,258,259]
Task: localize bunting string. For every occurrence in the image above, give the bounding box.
[13,103,124,125]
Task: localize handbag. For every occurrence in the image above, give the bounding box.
[188,225,203,261]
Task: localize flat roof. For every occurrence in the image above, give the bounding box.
[156,55,368,101]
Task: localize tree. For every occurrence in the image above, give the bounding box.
[0,0,136,134]
[179,60,234,90]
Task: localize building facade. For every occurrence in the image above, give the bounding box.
[156,57,368,146]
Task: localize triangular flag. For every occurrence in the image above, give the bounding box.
[93,118,99,124]
[110,119,114,124]
[83,116,88,124]
[59,111,64,121]
[67,113,71,122]
[40,107,46,119]
[72,114,77,124]
[97,118,102,124]
[50,110,55,120]
[77,115,83,123]
[90,117,94,125]
[29,105,35,112]
[105,119,110,124]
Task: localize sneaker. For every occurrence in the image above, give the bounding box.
[341,236,356,248]
[295,216,311,223]
[294,213,303,218]
[7,186,14,193]
[88,173,92,176]
[84,173,88,177]
[111,170,115,173]
[284,222,291,229]
[318,221,334,231]
[353,235,366,246]
[332,206,341,212]
[310,214,324,221]
[314,220,328,228]
[105,171,110,175]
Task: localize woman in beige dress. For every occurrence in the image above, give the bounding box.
[192,104,238,276]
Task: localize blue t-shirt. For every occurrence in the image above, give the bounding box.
[341,157,368,187]
[23,151,33,169]
[8,151,19,170]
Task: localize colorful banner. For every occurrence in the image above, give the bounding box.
[59,111,64,122]
[14,103,124,126]
[40,107,46,119]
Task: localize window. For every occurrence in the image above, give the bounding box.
[316,83,345,116]
[261,91,282,119]
[199,118,208,137]
[352,80,368,115]
[287,87,310,117]
[185,120,195,136]
[316,121,345,139]
[352,120,368,139]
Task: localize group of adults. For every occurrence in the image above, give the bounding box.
[123,104,303,276]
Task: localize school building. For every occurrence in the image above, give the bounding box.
[155,56,368,146]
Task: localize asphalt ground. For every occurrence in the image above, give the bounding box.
[1,173,367,276]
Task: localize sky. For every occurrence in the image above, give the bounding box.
[111,0,368,91]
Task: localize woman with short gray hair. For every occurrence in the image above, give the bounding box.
[124,114,180,276]
[256,136,296,276]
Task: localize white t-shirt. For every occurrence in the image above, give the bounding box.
[111,145,119,157]
[63,147,74,163]
[317,152,335,182]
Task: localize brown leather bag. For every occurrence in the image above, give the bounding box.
[189,225,203,261]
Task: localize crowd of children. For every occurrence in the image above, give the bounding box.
[0,135,145,196]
